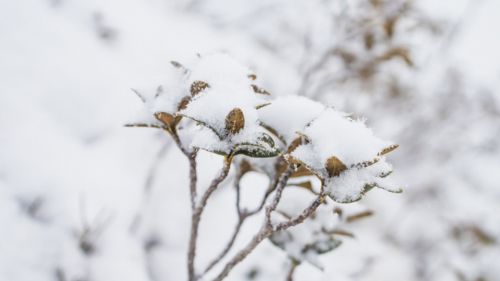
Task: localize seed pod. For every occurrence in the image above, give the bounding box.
[325,156,347,177]
[225,108,245,135]
[190,80,209,96]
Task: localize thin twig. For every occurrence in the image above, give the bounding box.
[187,149,199,210]
[203,163,286,274]
[188,158,232,281]
[203,217,245,274]
[275,196,324,232]
[129,140,171,233]
[286,260,299,281]
[211,166,324,281]
[211,226,273,281]
[169,130,198,210]
[265,166,294,226]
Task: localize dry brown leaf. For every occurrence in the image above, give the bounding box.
[251,84,271,95]
[225,108,245,135]
[325,156,348,177]
[190,80,210,96]
[378,144,399,156]
[154,112,175,128]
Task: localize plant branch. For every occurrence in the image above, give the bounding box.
[210,166,302,281]
[169,130,198,210]
[203,163,286,274]
[275,195,324,232]
[188,158,232,281]
[286,260,299,281]
[265,166,294,226]
[211,226,273,281]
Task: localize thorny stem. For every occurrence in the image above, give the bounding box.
[188,158,232,281]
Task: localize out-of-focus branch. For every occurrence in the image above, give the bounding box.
[285,259,299,281]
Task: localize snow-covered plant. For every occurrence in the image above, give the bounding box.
[128,53,401,281]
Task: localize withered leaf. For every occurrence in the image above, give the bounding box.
[346,210,374,223]
[325,156,348,177]
[379,47,413,66]
[174,96,191,124]
[291,165,314,178]
[287,137,303,153]
[154,112,175,128]
[291,180,313,190]
[225,108,245,135]
[351,157,380,169]
[251,84,271,95]
[190,80,210,96]
[384,16,398,38]
[364,31,375,50]
[378,144,399,156]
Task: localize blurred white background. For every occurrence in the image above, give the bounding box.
[1,0,499,280]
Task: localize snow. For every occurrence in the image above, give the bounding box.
[300,109,393,168]
[174,54,279,156]
[285,108,399,202]
[258,96,325,145]
[1,0,500,281]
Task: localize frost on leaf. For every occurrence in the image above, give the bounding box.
[178,53,280,157]
[288,108,402,203]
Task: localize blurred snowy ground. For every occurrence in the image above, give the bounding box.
[1,0,499,281]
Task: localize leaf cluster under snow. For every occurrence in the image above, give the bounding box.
[130,52,402,267]
[288,108,401,202]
